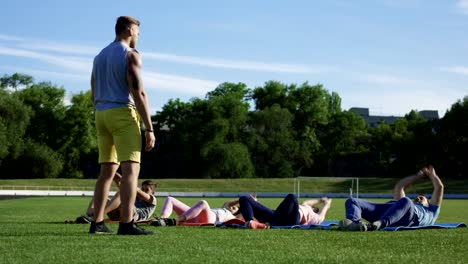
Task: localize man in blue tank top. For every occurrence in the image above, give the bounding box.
[339,165,444,231]
[90,16,155,235]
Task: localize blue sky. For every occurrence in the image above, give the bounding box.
[1,0,467,117]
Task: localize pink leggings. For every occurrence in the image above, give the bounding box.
[160,197,217,223]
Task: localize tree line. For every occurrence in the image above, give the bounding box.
[0,73,466,179]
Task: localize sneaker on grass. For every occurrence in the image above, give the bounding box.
[75,214,93,224]
[150,218,176,227]
[339,219,381,231]
[118,221,154,235]
[338,219,364,231]
[89,221,113,234]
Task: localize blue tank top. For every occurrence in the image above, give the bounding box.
[92,41,135,111]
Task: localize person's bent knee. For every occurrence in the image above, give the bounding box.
[166,196,176,203]
[239,196,249,203]
[398,197,412,205]
[345,198,358,207]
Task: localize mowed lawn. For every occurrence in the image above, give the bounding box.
[0,196,467,264]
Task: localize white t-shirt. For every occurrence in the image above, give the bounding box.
[211,208,235,222]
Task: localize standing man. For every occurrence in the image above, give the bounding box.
[90,16,155,235]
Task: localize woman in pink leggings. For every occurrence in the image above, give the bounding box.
[159,196,243,224]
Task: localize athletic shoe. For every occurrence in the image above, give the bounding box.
[150,218,176,227]
[117,221,154,235]
[246,220,268,229]
[338,219,364,231]
[365,221,381,231]
[75,214,93,224]
[150,219,165,226]
[89,221,113,234]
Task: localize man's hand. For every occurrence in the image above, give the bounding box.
[145,131,155,151]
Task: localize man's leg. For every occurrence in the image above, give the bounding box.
[93,163,119,222]
[104,192,121,215]
[379,197,416,228]
[345,198,394,223]
[271,194,300,226]
[89,163,118,233]
[239,195,273,223]
[119,161,140,223]
[116,161,153,235]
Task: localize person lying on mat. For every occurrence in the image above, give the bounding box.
[154,196,244,226]
[239,193,332,229]
[76,172,157,223]
[339,165,444,231]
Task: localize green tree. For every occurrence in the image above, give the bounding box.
[250,104,299,178]
[59,91,97,178]
[0,73,33,92]
[0,90,31,162]
[15,82,67,151]
[437,96,468,178]
[251,81,292,110]
[155,82,254,178]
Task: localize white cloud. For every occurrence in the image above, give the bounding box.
[1,34,327,74]
[17,42,99,55]
[355,73,424,86]
[142,51,327,74]
[458,0,468,14]
[0,46,90,73]
[441,66,468,75]
[143,71,219,95]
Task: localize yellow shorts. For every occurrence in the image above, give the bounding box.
[95,106,141,163]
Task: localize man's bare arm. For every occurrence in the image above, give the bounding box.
[126,50,155,151]
[136,187,153,204]
[425,166,444,206]
[393,170,425,200]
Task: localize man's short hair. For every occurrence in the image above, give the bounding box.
[115,16,140,35]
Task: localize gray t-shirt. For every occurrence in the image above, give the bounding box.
[133,195,157,221]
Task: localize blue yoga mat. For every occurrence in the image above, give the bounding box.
[381,222,467,231]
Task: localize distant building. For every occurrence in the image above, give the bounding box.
[349,107,439,127]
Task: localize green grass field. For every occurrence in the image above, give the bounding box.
[0,196,467,264]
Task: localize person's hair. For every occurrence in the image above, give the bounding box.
[142,180,157,188]
[233,207,241,216]
[115,16,140,35]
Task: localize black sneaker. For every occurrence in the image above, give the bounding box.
[117,221,154,235]
[89,221,113,234]
[76,214,93,224]
[150,218,176,227]
[361,221,381,232]
[165,218,176,226]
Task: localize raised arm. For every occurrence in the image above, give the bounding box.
[317,198,332,221]
[425,166,444,206]
[126,50,155,151]
[393,169,426,200]
[301,199,321,207]
[136,187,154,204]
